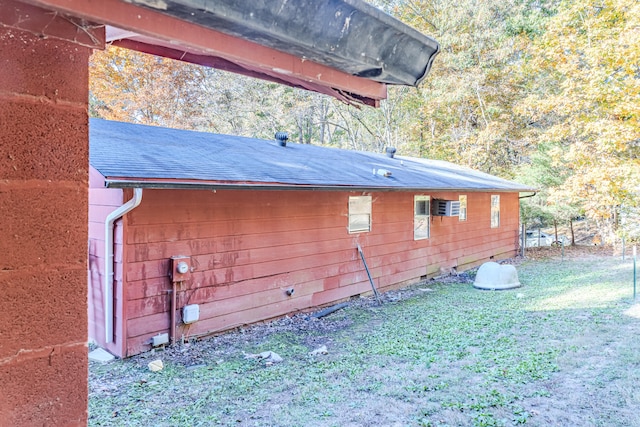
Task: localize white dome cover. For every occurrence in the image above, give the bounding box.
[473,262,521,290]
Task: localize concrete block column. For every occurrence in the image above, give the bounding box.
[0,3,103,424]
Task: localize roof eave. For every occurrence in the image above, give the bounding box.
[104,178,534,193]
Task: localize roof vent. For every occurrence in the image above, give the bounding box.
[385,147,397,158]
[275,131,288,147]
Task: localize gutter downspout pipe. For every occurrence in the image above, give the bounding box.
[104,188,143,343]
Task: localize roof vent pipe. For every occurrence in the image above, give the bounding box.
[385,147,397,158]
[275,131,288,147]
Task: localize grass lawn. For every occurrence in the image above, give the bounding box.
[89,250,640,426]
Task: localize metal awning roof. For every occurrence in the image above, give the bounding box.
[118,0,439,86]
[22,0,439,106]
[90,118,534,193]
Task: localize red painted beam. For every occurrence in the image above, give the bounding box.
[0,0,104,48]
[18,0,387,104]
[111,38,378,107]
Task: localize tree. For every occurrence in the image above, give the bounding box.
[89,2,638,245]
[514,0,640,242]
[90,46,210,130]
[90,46,391,151]
[381,0,558,177]
[517,142,584,244]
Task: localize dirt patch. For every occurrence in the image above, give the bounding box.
[124,285,450,370]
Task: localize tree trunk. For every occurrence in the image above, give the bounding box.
[570,218,576,246]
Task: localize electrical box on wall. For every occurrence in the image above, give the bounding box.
[182,304,200,324]
[170,256,191,282]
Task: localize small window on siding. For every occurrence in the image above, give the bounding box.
[459,195,467,221]
[414,195,430,240]
[491,195,500,228]
[349,196,371,233]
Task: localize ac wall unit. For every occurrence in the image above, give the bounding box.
[433,200,461,217]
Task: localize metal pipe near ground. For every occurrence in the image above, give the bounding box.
[311,302,349,318]
[357,244,381,304]
[170,281,178,345]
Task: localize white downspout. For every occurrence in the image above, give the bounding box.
[104,188,143,343]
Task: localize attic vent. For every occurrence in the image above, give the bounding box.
[275,131,288,147]
[433,200,461,217]
[385,147,397,158]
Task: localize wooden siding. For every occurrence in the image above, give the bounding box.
[121,189,520,356]
[88,166,126,357]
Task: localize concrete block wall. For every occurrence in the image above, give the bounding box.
[0,16,98,425]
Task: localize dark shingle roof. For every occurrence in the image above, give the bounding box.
[89,118,533,192]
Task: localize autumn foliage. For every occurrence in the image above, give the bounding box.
[89,0,640,242]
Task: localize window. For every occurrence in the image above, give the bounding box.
[414,195,430,240]
[349,196,371,233]
[490,195,500,228]
[459,195,467,221]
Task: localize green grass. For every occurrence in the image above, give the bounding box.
[89,255,640,426]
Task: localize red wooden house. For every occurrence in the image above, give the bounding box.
[89,118,533,357]
[4,0,443,422]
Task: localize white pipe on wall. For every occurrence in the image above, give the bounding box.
[104,188,143,343]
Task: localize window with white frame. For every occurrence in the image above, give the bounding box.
[490,195,500,228]
[414,195,430,240]
[348,196,371,233]
[459,195,467,221]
